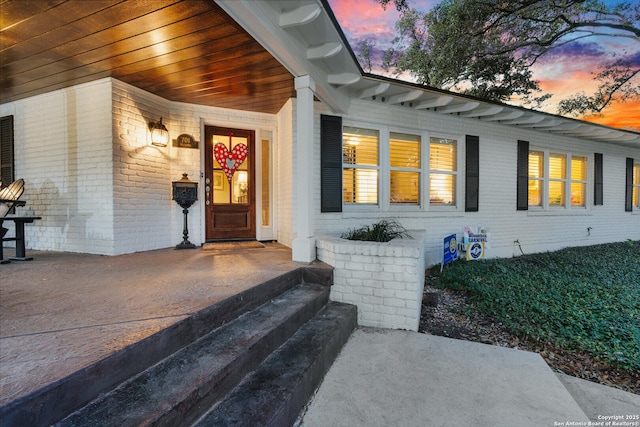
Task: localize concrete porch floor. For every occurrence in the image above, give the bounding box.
[0,243,307,407]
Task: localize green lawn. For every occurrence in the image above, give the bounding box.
[434,241,640,371]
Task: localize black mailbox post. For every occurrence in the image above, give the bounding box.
[172,173,198,249]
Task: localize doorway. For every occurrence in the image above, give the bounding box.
[204,126,256,240]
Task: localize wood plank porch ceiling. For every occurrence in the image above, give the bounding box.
[0,0,296,114]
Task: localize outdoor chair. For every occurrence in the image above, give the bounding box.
[1,178,25,238]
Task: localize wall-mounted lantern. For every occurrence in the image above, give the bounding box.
[149,117,169,147]
[172,173,198,249]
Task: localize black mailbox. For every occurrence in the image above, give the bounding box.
[172,173,198,209]
[172,173,198,249]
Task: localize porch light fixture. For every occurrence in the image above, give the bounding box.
[149,117,169,147]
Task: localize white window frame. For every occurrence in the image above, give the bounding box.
[388,130,423,207]
[528,147,590,212]
[341,121,462,213]
[342,123,381,209]
[569,154,588,208]
[427,133,461,211]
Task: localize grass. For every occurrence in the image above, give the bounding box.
[433,241,640,371]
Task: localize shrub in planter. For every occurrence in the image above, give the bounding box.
[341,219,410,242]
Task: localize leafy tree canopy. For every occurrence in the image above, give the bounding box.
[365,0,640,117]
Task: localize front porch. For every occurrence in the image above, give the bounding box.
[0,244,315,407]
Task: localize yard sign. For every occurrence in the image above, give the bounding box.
[464,226,489,261]
[441,234,458,272]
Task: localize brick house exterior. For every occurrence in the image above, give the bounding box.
[1,0,638,266]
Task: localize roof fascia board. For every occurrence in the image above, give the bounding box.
[215,0,351,113]
[357,75,639,146]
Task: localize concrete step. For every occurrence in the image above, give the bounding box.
[194,302,357,427]
[55,283,332,427]
[1,266,333,427]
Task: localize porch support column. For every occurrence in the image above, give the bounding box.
[292,75,316,262]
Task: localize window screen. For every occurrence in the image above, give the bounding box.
[570,156,587,207]
[389,132,420,204]
[528,150,544,207]
[429,137,457,205]
[633,163,640,209]
[549,153,567,206]
[343,127,379,205]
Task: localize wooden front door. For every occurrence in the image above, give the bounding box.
[205,126,256,240]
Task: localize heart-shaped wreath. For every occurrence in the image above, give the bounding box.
[214,143,248,183]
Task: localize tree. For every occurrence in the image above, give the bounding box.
[368,0,640,116]
[356,38,377,72]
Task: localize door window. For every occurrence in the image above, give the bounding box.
[212,133,250,205]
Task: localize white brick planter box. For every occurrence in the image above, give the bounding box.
[316,232,426,331]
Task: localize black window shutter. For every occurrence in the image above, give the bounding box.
[625,157,633,212]
[1,115,15,187]
[594,153,603,206]
[320,114,343,213]
[465,135,479,212]
[516,140,529,211]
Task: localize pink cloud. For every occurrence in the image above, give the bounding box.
[328,0,399,42]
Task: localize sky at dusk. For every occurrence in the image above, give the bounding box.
[327,0,640,131]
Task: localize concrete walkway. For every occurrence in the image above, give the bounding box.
[298,328,640,427]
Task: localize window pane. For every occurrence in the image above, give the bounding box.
[635,164,640,208]
[549,180,565,206]
[261,138,270,226]
[213,171,230,204]
[343,126,379,205]
[549,153,566,179]
[430,137,457,172]
[390,133,420,168]
[571,156,586,181]
[390,171,420,203]
[343,127,378,166]
[528,151,544,178]
[430,174,455,205]
[390,132,420,205]
[571,182,586,207]
[343,168,378,204]
[569,156,586,207]
[212,134,249,205]
[528,179,542,206]
[343,169,355,203]
[232,171,249,204]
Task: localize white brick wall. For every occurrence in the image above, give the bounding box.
[1,78,281,255]
[1,79,115,254]
[317,232,426,331]
[2,77,638,259]
[313,99,640,266]
[112,80,172,254]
